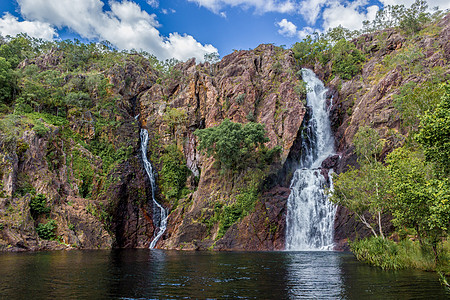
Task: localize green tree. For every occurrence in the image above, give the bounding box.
[331,162,390,237]
[0,57,13,103]
[330,126,388,237]
[330,39,365,80]
[159,144,190,202]
[195,119,274,170]
[416,84,450,175]
[386,148,449,260]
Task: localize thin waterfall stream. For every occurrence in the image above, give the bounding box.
[285,69,336,251]
[140,129,168,249]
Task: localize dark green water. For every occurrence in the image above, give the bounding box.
[0,250,448,299]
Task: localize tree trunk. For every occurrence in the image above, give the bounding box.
[357,213,378,237]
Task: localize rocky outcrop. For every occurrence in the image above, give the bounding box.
[320,14,450,248]
[135,44,307,250]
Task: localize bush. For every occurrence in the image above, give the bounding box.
[29,193,50,217]
[195,119,275,170]
[33,120,49,137]
[36,220,57,240]
[159,144,190,203]
[330,39,365,80]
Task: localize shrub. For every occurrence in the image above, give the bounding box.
[29,193,50,217]
[33,120,49,137]
[195,119,276,170]
[36,219,57,240]
[330,39,365,80]
[159,144,190,203]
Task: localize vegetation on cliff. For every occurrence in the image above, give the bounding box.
[312,0,450,279]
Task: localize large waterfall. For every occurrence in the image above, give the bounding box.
[285,69,336,251]
[140,129,168,249]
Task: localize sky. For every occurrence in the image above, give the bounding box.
[0,0,449,62]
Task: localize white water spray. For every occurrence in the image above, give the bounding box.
[285,69,336,251]
[140,129,168,249]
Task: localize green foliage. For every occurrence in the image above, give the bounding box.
[71,149,95,198]
[387,148,449,242]
[163,107,187,135]
[398,0,430,35]
[330,126,388,237]
[159,144,190,204]
[29,194,50,217]
[216,187,258,239]
[33,120,49,137]
[330,39,365,80]
[64,91,92,108]
[36,219,57,240]
[362,0,434,35]
[293,80,308,99]
[393,80,445,130]
[0,57,13,103]
[353,126,385,164]
[350,237,448,271]
[416,84,450,175]
[291,34,330,66]
[235,93,246,105]
[195,119,274,170]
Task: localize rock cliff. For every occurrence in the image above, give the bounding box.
[1,13,449,251]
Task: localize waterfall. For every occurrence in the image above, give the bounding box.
[140,129,168,249]
[285,69,336,251]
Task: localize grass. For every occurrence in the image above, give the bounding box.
[350,236,450,275]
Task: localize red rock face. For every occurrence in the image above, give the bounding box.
[135,44,307,250]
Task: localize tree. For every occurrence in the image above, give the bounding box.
[330,39,365,80]
[330,126,389,238]
[386,148,449,261]
[194,119,276,170]
[204,52,220,64]
[330,162,390,238]
[0,57,13,103]
[416,84,450,175]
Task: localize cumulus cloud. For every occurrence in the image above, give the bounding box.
[187,0,298,14]
[300,0,328,25]
[322,1,379,30]
[277,19,297,37]
[0,13,57,40]
[147,0,159,8]
[276,18,317,39]
[15,0,217,61]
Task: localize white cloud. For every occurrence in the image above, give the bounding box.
[147,0,159,8]
[15,0,217,61]
[0,13,57,40]
[322,1,379,31]
[300,0,328,25]
[187,0,298,14]
[161,8,176,14]
[277,19,297,37]
[276,18,317,39]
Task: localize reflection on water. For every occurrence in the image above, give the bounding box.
[0,250,448,299]
[287,252,344,298]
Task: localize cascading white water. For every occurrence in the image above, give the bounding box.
[285,69,336,251]
[140,129,168,249]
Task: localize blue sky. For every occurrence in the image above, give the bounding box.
[0,0,448,61]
